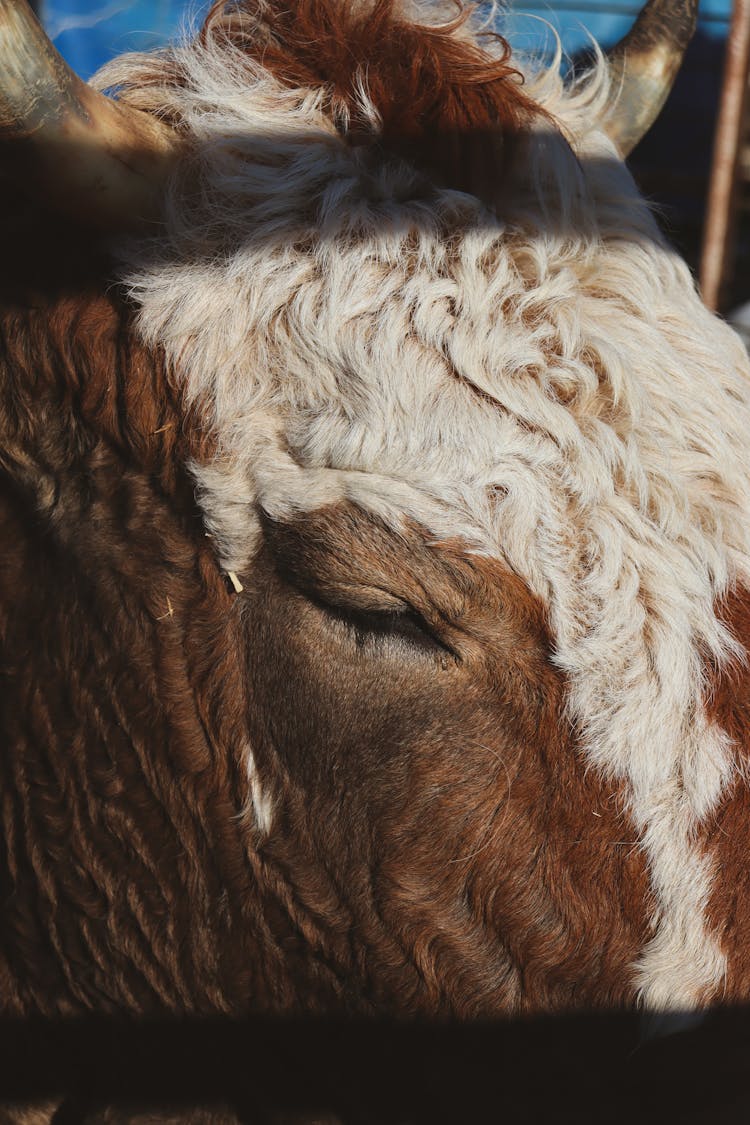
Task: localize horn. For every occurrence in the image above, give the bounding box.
[0,0,179,230]
[602,0,698,156]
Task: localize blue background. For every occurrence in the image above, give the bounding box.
[39,0,732,79]
[39,0,210,79]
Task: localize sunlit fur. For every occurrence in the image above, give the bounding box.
[94,0,750,1008]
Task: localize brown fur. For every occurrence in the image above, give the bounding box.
[244,506,651,1013]
[704,586,750,999]
[0,272,651,1016]
[0,287,258,1015]
[0,0,675,1039]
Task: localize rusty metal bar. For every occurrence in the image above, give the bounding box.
[700,0,750,311]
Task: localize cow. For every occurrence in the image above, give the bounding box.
[2,0,750,1068]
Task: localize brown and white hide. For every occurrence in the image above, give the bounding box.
[2,0,750,1039]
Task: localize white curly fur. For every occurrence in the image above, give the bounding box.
[94,3,750,1009]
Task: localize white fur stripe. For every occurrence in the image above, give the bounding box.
[632,726,732,1006]
[242,741,273,836]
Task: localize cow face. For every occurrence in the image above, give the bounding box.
[4,0,750,1020]
[111,2,750,1012]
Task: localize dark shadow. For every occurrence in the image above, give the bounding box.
[628,28,728,287]
[0,124,686,307]
[0,174,122,305]
[1,1008,750,1123]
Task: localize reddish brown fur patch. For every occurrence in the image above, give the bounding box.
[0,285,647,1017]
[247,505,651,1013]
[0,287,312,1017]
[198,0,544,206]
[704,586,750,999]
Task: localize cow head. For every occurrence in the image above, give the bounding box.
[3,0,750,1021]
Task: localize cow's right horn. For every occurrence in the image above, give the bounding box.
[601,0,698,156]
[0,0,179,230]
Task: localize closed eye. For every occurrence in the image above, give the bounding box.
[307,593,457,660]
[263,512,457,660]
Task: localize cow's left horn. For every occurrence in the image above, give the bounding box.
[601,0,698,156]
[0,0,179,229]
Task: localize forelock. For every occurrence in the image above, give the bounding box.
[95,0,547,214]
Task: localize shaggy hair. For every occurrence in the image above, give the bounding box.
[90,0,750,1009]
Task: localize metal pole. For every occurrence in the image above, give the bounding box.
[700,0,750,311]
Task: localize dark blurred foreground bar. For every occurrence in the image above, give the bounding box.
[1,1008,750,1123]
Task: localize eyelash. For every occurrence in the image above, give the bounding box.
[323,602,455,659]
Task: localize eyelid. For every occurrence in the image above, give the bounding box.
[310,589,458,660]
[274,554,413,617]
[312,582,412,616]
[266,532,456,657]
